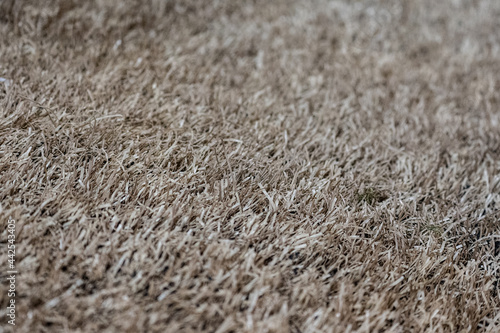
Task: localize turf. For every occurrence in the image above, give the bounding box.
[1,1,500,332]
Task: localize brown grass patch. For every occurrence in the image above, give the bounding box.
[1,0,500,332]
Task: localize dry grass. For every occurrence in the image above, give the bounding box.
[1,0,500,332]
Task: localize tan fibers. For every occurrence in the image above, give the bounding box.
[0,0,499,332]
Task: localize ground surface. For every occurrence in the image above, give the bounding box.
[1,0,500,332]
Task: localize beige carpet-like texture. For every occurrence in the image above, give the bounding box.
[1,1,500,332]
